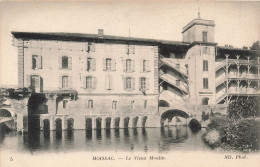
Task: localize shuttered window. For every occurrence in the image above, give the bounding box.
[124,77,135,90]
[203,60,208,71]
[62,76,69,88]
[103,58,116,71]
[83,76,97,90]
[139,77,149,91]
[202,32,208,42]
[88,100,93,109]
[32,55,42,69]
[106,58,112,70]
[86,58,96,71]
[140,59,150,72]
[60,56,72,70]
[106,75,113,90]
[112,101,117,110]
[203,78,209,89]
[125,45,135,54]
[124,59,135,72]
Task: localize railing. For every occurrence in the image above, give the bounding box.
[160,90,186,105]
[228,87,259,95]
[160,57,188,77]
[216,74,226,87]
[216,59,259,66]
[228,73,259,80]
[216,91,227,103]
[215,60,226,71]
[160,74,188,94]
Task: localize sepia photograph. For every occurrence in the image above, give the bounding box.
[0,1,259,167]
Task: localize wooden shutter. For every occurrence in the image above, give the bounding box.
[123,77,126,90]
[26,75,31,87]
[58,57,62,69]
[38,56,42,69]
[85,57,89,71]
[208,47,210,55]
[146,78,149,90]
[103,58,106,71]
[93,77,97,89]
[68,57,72,70]
[106,75,110,90]
[125,45,129,54]
[131,60,135,72]
[83,77,86,89]
[110,76,113,90]
[140,59,143,72]
[131,45,135,54]
[91,58,96,71]
[146,60,150,72]
[123,59,127,72]
[139,77,141,90]
[68,76,72,89]
[112,59,116,71]
[132,78,135,90]
[59,76,62,88]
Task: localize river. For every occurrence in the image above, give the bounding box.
[0,126,212,153]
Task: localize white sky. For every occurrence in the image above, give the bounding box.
[0,1,259,86]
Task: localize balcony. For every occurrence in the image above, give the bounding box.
[228,73,259,80]
[228,87,259,96]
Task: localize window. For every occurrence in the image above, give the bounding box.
[88,100,93,109]
[202,32,208,42]
[112,101,117,110]
[126,45,135,54]
[106,75,112,90]
[86,77,93,89]
[143,60,146,72]
[126,59,131,72]
[131,100,135,109]
[203,78,209,89]
[32,56,37,69]
[31,75,40,90]
[141,60,150,72]
[126,77,132,89]
[32,55,42,69]
[88,43,95,52]
[87,58,91,71]
[63,100,68,109]
[140,78,146,90]
[62,56,68,69]
[203,47,208,54]
[144,100,147,109]
[203,60,208,71]
[62,76,69,88]
[106,58,112,71]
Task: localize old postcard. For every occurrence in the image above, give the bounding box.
[0,1,259,167]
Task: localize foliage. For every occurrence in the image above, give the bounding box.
[250,41,260,50]
[228,97,259,120]
[204,116,259,152]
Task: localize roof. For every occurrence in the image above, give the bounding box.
[12,31,189,47]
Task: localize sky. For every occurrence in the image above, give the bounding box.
[0,1,259,86]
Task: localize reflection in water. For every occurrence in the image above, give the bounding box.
[0,126,211,153]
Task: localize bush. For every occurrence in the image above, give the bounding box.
[204,117,259,152]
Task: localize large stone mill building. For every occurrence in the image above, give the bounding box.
[12,16,260,131]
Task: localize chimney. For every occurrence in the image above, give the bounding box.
[98,29,104,38]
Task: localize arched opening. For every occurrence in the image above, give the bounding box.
[124,117,130,128]
[114,117,120,129]
[142,116,148,127]
[67,118,74,130]
[96,117,102,129]
[85,118,92,130]
[159,100,170,107]
[132,117,138,128]
[161,109,189,127]
[105,117,111,129]
[0,109,12,117]
[202,97,209,105]
[55,118,62,131]
[43,119,50,131]
[188,118,201,132]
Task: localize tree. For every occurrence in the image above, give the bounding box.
[228,97,259,120]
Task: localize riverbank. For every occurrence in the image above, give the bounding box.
[202,116,260,153]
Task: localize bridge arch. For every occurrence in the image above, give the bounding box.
[0,109,15,117]
[159,100,170,107]
[160,109,189,127]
